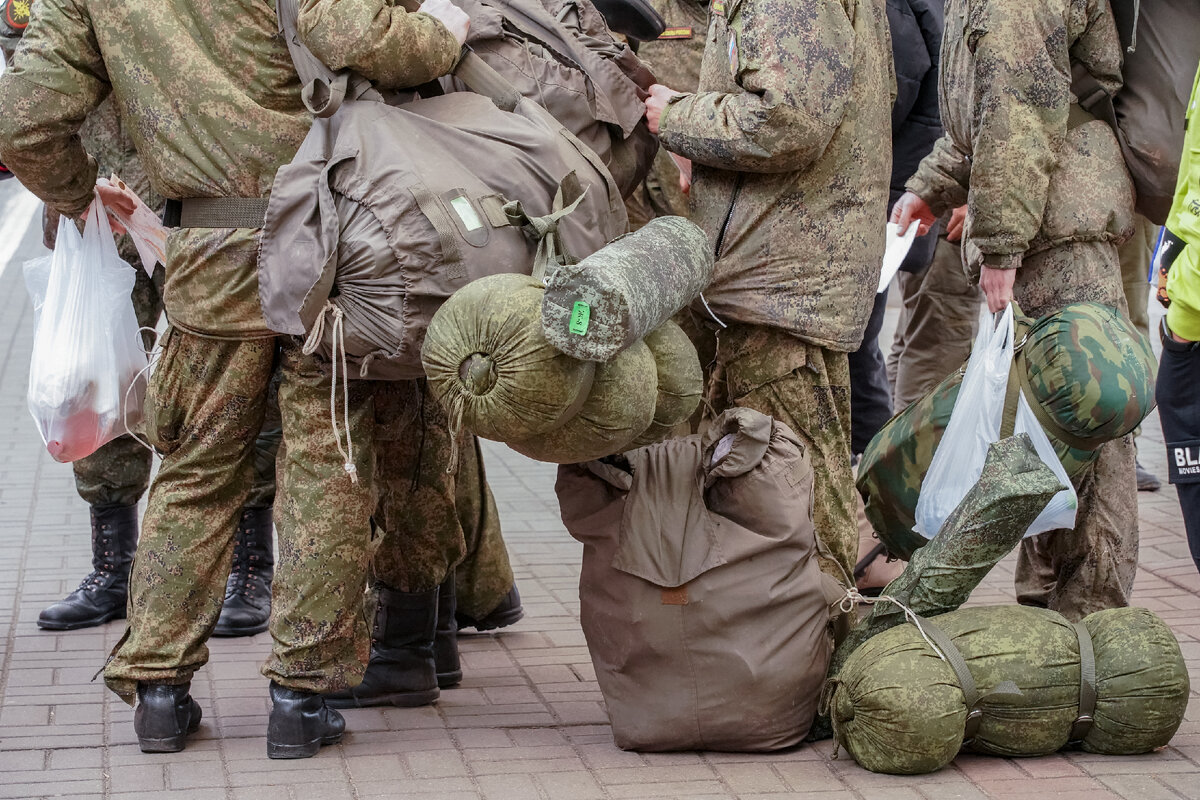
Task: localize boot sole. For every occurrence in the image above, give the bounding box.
[437,671,463,689]
[37,608,126,631]
[211,620,270,638]
[137,710,202,753]
[460,606,524,633]
[324,687,440,709]
[267,731,343,760]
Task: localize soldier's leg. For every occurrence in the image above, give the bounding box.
[326,379,464,708]
[104,329,274,702]
[706,324,857,582]
[1016,436,1138,621]
[261,340,378,694]
[847,290,892,455]
[454,445,515,623]
[893,237,981,410]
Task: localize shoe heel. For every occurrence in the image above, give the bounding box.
[267,731,342,760]
[138,734,188,753]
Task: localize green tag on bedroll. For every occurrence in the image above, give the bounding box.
[569,301,591,335]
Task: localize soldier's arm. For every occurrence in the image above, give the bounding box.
[0,0,106,218]
[297,0,462,89]
[958,1,1071,271]
[905,134,970,217]
[656,0,854,174]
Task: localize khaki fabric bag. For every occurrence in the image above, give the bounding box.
[259,0,627,380]
[556,408,832,751]
[448,0,657,197]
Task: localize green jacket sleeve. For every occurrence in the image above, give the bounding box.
[657,0,854,174]
[956,1,1075,270]
[297,0,461,90]
[905,134,970,217]
[0,0,105,217]
[1167,66,1200,247]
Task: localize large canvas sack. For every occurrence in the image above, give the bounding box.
[827,606,1190,775]
[260,3,627,380]
[448,0,657,197]
[858,302,1156,559]
[557,408,832,751]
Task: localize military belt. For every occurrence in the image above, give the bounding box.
[163,197,270,229]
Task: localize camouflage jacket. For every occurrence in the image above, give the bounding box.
[625,0,708,225]
[657,0,893,352]
[906,0,1134,278]
[0,0,460,337]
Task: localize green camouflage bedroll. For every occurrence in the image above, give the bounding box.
[628,319,703,449]
[826,605,1189,775]
[858,302,1156,560]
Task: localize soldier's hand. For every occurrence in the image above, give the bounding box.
[891,191,936,238]
[979,266,1016,314]
[421,0,470,47]
[945,204,967,243]
[90,180,138,236]
[644,84,683,136]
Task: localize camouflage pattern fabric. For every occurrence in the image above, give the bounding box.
[509,340,658,463]
[104,332,378,701]
[906,0,1133,276]
[705,322,856,582]
[658,0,893,352]
[372,379,509,602]
[629,319,702,448]
[0,0,460,338]
[888,235,981,410]
[541,217,713,362]
[423,274,597,444]
[827,605,1190,775]
[623,0,709,229]
[1015,434,1139,621]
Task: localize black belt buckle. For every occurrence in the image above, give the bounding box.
[162,198,182,229]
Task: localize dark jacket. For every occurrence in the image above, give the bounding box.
[887,0,943,271]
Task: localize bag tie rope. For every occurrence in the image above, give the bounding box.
[303,302,359,483]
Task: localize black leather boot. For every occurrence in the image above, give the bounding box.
[134,681,202,753]
[456,583,524,632]
[324,585,439,708]
[213,507,274,637]
[38,505,138,631]
[434,576,462,689]
[267,681,345,759]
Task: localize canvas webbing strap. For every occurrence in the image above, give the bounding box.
[1069,621,1098,744]
[914,615,1023,747]
[166,197,271,229]
[410,185,465,279]
[454,50,523,112]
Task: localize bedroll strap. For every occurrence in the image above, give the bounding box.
[506,182,588,281]
[914,616,1023,747]
[453,50,522,112]
[411,185,465,279]
[1069,621,1098,744]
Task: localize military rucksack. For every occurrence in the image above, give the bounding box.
[259,0,628,381]
[1075,0,1200,224]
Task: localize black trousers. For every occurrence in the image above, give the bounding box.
[848,290,893,455]
[1155,322,1200,575]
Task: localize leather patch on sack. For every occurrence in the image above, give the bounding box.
[661,586,689,605]
[1167,439,1200,484]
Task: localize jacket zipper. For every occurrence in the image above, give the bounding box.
[713,174,745,259]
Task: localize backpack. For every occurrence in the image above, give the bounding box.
[448,0,658,197]
[1076,0,1200,224]
[259,0,628,381]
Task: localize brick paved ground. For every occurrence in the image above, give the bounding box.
[0,183,1196,799]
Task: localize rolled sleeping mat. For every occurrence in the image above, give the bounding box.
[628,319,703,449]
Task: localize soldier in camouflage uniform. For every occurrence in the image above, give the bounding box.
[0,0,468,757]
[1,21,282,637]
[894,0,1138,620]
[624,0,708,229]
[645,0,894,581]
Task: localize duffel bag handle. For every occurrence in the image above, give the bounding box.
[453,48,523,113]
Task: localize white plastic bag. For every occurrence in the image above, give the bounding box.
[96,173,168,274]
[24,194,148,462]
[913,305,1077,539]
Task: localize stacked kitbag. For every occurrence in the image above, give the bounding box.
[259,0,654,380]
[422,216,715,463]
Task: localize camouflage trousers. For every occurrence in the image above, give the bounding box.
[887,235,982,410]
[704,323,857,583]
[1011,240,1139,621]
[104,330,377,701]
[372,379,512,618]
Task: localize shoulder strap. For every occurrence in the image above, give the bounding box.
[277,0,338,88]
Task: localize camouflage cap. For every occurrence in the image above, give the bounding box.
[1021,302,1157,445]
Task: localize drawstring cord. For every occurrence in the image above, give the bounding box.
[122,326,163,454]
[303,302,359,483]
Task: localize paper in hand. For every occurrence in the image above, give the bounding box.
[878,221,919,294]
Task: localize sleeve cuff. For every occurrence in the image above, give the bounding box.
[980,251,1023,270]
